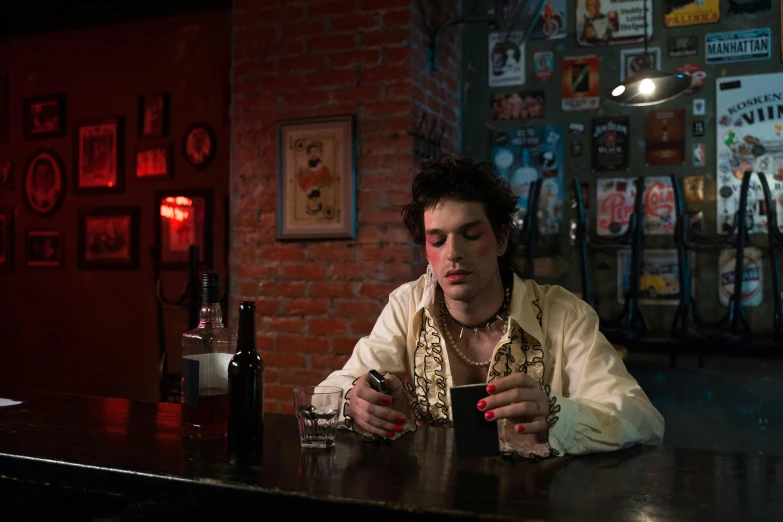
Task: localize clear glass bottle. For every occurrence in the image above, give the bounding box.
[181,273,236,438]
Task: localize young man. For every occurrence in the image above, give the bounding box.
[320,156,664,458]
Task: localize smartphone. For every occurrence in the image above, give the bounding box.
[368,369,388,394]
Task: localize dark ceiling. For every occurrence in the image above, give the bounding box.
[0,0,232,40]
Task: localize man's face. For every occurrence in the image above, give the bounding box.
[586,0,600,16]
[34,163,54,190]
[423,199,507,304]
[308,148,321,161]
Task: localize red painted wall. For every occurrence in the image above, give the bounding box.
[0,10,232,401]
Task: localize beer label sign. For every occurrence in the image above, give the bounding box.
[705,28,771,64]
[718,247,763,307]
[596,177,676,236]
[665,0,720,27]
[592,116,629,171]
[575,0,653,47]
[488,32,525,87]
[561,56,600,111]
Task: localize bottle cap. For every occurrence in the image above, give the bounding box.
[239,301,256,313]
[201,273,220,303]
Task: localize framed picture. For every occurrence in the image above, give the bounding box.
[0,75,8,145]
[277,114,356,240]
[183,123,216,169]
[154,189,213,269]
[25,229,63,268]
[23,150,66,216]
[0,161,12,190]
[78,207,140,270]
[138,93,170,138]
[136,145,172,179]
[23,93,67,140]
[619,47,661,81]
[0,207,14,273]
[74,117,124,194]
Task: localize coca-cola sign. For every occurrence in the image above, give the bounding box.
[642,178,676,234]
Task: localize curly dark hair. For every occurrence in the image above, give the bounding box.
[402,155,524,278]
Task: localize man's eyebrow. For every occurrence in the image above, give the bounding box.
[425,220,484,235]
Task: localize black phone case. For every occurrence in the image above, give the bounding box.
[449,384,499,459]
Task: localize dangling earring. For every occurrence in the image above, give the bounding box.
[425,263,437,305]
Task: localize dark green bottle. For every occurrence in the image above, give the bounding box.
[227,301,264,449]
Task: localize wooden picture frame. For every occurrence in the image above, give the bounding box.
[276,114,356,240]
[154,189,213,269]
[25,229,63,268]
[0,207,14,273]
[78,206,140,270]
[23,150,66,217]
[136,144,173,179]
[23,93,67,140]
[182,123,216,170]
[138,93,170,138]
[73,117,125,194]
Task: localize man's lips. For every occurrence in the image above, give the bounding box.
[445,270,471,282]
[445,269,471,276]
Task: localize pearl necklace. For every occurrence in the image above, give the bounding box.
[440,288,511,368]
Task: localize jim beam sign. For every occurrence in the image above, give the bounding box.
[592,117,629,171]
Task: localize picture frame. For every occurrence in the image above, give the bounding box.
[0,207,14,273]
[25,229,63,268]
[78,206,140,270]
[154,189,213,269]
[619,47,661,81]
[0,75,8,145]
[0,161,13,190]
[276,114,356,240]
[23,150,66,217]
[23,93,67,140]
[136,144,173,179]
[138,93,170,138]
[74,117,125,194]
[182,123,216,170]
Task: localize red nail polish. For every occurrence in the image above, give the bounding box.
[386,431,394,437]
[477,400,487,410]
[487,384,497,394]
[396,416,405,423]
[382,397,392,406]
[484,411,494,420]
[394,424,404,432]
[516,425,525,432]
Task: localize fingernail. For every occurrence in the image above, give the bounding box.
[477,400,487,410]
[487,384,497,394]
[386,431,394,437]
[382,397,392,405]
[484,411,494,420]
[394,424,404,432]
[515,425,525,432]
[395,416,405,423]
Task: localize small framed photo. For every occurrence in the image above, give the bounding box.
[25,229,63,268]
[138,93,170,138]
[23,150,66,216]
[0,161,13,190]
[183,123,216,169]
[136,145,172,179]
[154,189,213,269]
[74,117,125,194]
[277,114,357,240]
[23,93,67,140]
[0,207,14,273]
[78,206,140,270]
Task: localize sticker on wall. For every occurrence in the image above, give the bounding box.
[571,142,583,157]
[569,122,585,134]
[668,35,698,56]
[490,126,564,235]
[592,116,629,172]
[728,0,771,14]
[674,63,706,94]
[619,47,661,81]
[533,51,554,79]
[693,98,706,115]
[561,56,600,111]
[665,0,720,27]
[718,247,763,307]
[716,72,783,234]
[645,109,686,166]
[490,91,545,120]
[488,32,525,87]
[529,0,567,40]
[684,175,705,203]
[705,28,771,64]
[575,0,653,47]
[693,121,705,137]
[618,249,682,305]
[596,178,636,236]
[693,143,706,167]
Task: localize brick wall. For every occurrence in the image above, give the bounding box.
[231,0,461,413]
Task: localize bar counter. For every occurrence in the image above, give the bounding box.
[0,392,780,521]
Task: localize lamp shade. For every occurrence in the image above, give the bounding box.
[606,67,692,107]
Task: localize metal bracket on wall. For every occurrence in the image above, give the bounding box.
[408,112,446,160]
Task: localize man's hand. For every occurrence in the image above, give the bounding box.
[477,373,550,435]
[346,373,407,438]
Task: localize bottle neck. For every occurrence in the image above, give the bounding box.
[198,302,223,327]
[235,311,256,354]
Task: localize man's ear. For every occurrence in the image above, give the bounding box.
[496,225,510,256]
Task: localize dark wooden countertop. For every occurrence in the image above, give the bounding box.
[0,392,780,521]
